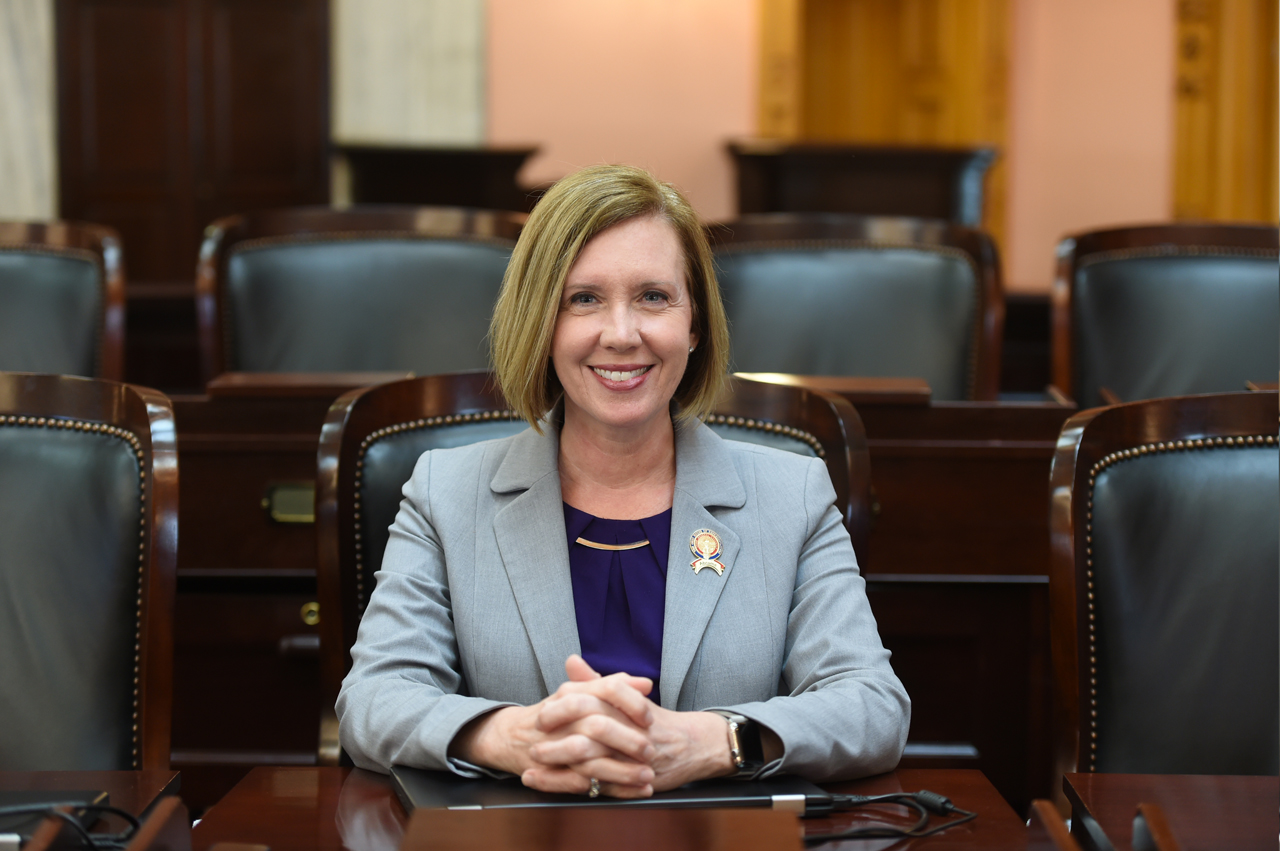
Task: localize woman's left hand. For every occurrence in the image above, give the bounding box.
[531,656,736,792]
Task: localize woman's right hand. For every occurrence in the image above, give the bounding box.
[449,656,658,797]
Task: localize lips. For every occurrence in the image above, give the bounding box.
[591,366,652,381]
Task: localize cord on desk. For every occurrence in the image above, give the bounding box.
[0,803,140,850]
[802,789,978,843]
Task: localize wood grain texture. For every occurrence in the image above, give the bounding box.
[1174,0,1279,223]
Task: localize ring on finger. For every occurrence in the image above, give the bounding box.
[588,778,601,798]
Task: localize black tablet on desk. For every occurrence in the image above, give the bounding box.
[391,765,830,814]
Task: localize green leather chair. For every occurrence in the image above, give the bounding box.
[1049,391,1278,777]
[195,206,526,383]
[709,213,1005,401]
[1052,223,1279,408]
[0,372,176,769]
[0,221,125,379]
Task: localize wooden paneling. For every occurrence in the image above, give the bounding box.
[56,0,329,286]
[1174,0,1279,222]
[757,0,1009,242]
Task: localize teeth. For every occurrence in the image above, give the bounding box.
[593,367,650,381]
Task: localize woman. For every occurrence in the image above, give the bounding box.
[337,165,909,798]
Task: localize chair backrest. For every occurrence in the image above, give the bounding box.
[1052,223,1279,408]
[1048,391,1278,778]
[316,371,870,721]
[195,205,525,382]
[0,222,125,379]
[709,213,1004,401]
[0,373,177,770]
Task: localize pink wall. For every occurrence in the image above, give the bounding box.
[1004,0,1177,293]
[486,0,756,222]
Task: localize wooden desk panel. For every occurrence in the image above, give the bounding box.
[191,767,1028,851]
[0,771,180,818]
[1063,773,1279,851]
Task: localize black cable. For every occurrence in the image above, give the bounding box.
[0,803,140,849]
[802,789,978,843]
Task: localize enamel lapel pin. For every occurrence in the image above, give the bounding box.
[689,529,726,576]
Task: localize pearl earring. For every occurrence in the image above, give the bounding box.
[689,346,696,353]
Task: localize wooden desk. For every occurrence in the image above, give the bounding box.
[0,771,181,817]
[192,767,1027,851]
[1063,773,1279,851]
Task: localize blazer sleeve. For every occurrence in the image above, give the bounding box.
[336,450,515,776]
[712,456,911,782]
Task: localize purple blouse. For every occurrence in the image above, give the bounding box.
[563,503,671,699]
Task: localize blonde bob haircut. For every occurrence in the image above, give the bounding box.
[490,164,730,430]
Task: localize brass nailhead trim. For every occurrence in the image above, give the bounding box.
[1,413,148,768]
[703,414,826,460]
[352,410,522,614]
[1082,431,1275,771]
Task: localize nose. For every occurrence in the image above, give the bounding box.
[599,300,641,350]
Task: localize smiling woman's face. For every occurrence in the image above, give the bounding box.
[551,215,698,442]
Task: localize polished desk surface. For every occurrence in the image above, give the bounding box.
[192,767,1028,851]
[1063,773,1279,851]
[0,771,181,817]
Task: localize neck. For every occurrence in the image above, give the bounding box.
[558,408,677,519]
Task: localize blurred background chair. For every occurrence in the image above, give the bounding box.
[1052,223,1279,408]
[708,213,1004,401]
[0,373,177,770]
[314,371,869,763]
[0,222,125,379]
[195,205,526,383]
[1048,391,1278,778]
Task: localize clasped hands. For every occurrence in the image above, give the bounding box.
[451,654,734,798]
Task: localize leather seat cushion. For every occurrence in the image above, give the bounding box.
[227,239,512,372]
[1074,255,1279,407]
[0,251,101,377]
[0,426,143,769]
[715,248,978,400]
[1091,445,1279,774]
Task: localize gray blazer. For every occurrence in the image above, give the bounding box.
[337,417,909,782]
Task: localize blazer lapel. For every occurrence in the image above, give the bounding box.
[492,424,581,696]
[659,421,747,708]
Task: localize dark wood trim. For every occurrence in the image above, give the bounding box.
[195,205,527,384]
[1051,223,1280,401]
[0,221,127,380]
[1047,390,1278,781]
[0,373,177,770]
[707,213,1005,401]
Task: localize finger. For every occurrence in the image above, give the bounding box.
[566,756,656,788]
[536,704,655,762]
[565,654,600,682]
[554,675,655,727]
[530,732,651,769]
[564,655,653,697]
[522,767,653,799]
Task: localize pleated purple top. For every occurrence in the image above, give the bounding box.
[563,503,671,699]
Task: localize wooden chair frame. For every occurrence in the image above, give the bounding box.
[194,205,527,384]
[706,213,1006,401]
[0,372,178,769]
[1047,390,1278,780]
[1050,223,1280,403]
[315,371,870,762]
[0,221,126,380]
